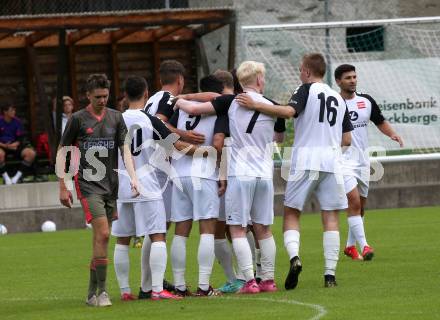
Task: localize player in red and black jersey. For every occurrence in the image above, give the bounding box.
[57,74,139,307]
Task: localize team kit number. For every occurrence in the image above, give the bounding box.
[317,92,338,126]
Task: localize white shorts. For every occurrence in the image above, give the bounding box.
[171,177,220,222]
[112,200,166,237]
[156,170,173,222]
[344,174,369,198]
[225,177,274,227]
[284,170,348,211]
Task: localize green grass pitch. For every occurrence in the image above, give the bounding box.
[0,206,439,320]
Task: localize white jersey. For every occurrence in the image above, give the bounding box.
[170,105,221,180]
[343,93,385,170]
[227,91,277,178]
[288,82,353,173]
[117,109,173,202]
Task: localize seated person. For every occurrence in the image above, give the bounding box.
[0,102,36,184]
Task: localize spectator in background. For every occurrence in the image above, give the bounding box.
[53,96,74,136]
[0,102,37,184]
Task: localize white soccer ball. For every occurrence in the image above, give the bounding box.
[85,223,92,229]
[0,224,7,235]
[41,220,57,232]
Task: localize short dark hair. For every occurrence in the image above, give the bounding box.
[231,68,243,94]
[302,53,326,78]
[123,76,148,101]
[199,75,224,94]
[0,101,14,114]
[86,74,111,92]
[213,70,234,89]
[159,60,185,85]
[334,64,356,80]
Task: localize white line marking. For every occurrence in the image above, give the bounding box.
[221,296,327,320]
[1,295,328,320]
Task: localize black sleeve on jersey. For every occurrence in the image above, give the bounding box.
[60,114,80,146]
[287,83,312,117]
[212,94,235,116]
[156,92,175,120]
[168,110,179,128]
[213,114,230,136]
[142,110,173,141]
[358,93,386,125]
[342,105,354,133]
[262,96,286,132]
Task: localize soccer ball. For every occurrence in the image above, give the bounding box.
[41,220,57,232]
[0,224,7,235]
[85,223,92,229]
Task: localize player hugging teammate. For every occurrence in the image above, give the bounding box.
[57,55,402,306]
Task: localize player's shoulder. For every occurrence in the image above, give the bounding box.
[356,92,377,104]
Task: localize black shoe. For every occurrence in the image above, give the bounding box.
[285,256,302,290]
[324,274,337,288]
[163,279,175,292]
[138,288,152,299]
[175,287,193,297]
[194,286,220,297]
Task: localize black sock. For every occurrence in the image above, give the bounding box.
[88,260,98,299]
[94,258,108,295]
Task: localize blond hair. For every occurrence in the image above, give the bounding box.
[236,61,265,87]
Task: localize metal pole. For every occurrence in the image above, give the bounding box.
[165,0,170,9]
[324,0,332,86]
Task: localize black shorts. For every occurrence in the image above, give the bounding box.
[1,143,33,160]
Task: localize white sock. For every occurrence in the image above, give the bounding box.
[171,235,187,291]
[11,171,22,184]
[150,241,167,293]
[347,216,368,249]
[259,237,276,281]
[246,231,256,267]
[235,265,246,281]
[255,248,262,279]
[141,236,152,292]
[284,230,300,259]
[114,244,131,294]
[346,225,356,247]
[198,234,215,291]
[2,172,12,185]
[232,237,254,281]
[323,231,340,276]
[214,239,236,283]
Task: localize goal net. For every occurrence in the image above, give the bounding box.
[241,17,440,155]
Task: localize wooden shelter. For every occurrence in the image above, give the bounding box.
[0,8,236,151]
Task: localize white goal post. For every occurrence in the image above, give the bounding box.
[241,16,440,160]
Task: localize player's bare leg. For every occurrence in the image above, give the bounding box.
[283,206,302,290]
[252,223,277,292]
[322,210,340,287]
[171,220,193,296]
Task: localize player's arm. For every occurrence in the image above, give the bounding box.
[175,98,216,116]
[236,93,295,119]
[213,114,229,196]
[377,121,403,147]
[342,105,353,147]
[166,109,205,145]
[56,116,79,208]
[155,95,206,144]
[367,95,404,147]
[117,114,139,196]
[177,92,220,102]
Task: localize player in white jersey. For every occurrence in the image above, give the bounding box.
[112,76,199,301]
[144,60,206,224]
[236,54,353,289]
[176,66,288,293]
[334,64,403,261]
[168,75,228,296]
